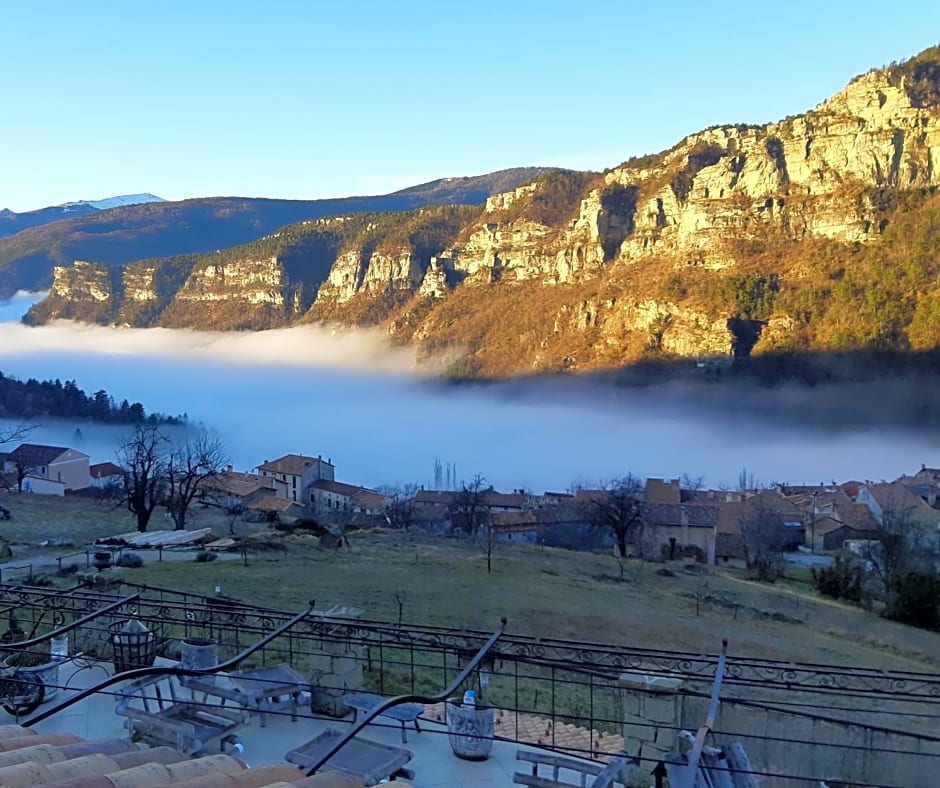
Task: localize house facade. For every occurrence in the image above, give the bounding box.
[310,479,387,518]
[89,462,124,490]
[4,444,91,492]
[256,454,335,503]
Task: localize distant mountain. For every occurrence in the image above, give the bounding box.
[0,193,166,238]
[62,193,166,211]
[0,168,555,296]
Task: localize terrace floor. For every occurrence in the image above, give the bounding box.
[7,657,616,787]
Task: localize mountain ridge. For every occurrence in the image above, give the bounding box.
[25,46,940,378]
[0,167,557,295]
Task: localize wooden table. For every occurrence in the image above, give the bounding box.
[342,691,424,743]
[286,728,414,786]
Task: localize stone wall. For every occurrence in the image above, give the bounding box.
[308,639,365,717]
[617,673,940,787]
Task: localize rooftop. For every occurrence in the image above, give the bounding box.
[0,583,935,787]
[257,455,333,477]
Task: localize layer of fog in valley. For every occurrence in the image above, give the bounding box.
[0,292,937,492]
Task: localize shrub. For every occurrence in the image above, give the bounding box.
[885,572,940,630]
[811,556,863,603]
[115,552,144,568]
[194,550,218,563]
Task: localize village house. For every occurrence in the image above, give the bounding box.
[246,495,305,523]
[487,511,538,543]
[643,502,719,563]
[199,469,276,511]
[310,479,387,517]
[857,482,940,527]
[255,453,334,503]
[645,477,682,506]
[3,444,91,494]
[534,504,611,550]
[806,503,882,551]
[89,461,124,490]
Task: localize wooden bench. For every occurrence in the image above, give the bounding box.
[341,692,424,743]
[513,749,635,788]
[115,674,250,756]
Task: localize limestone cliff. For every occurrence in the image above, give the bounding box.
[27,47,940,377]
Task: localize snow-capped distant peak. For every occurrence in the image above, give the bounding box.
[62,193,166,211]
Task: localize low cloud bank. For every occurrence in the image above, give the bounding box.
[0,320,422,373]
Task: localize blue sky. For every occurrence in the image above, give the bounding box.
[2,1,938,212]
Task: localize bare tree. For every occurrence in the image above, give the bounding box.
[680,473,705,502]
[737,466,759,492]
[381,484,419,530]
[739,502,789,582]
[11,457,36,493]
[0,423,36,492]
[225,502,246,536]
[164,432,228,531]
[862,508,934,608]
[116,425,169,533]
[0,422,36,448]
[450,474,500,572]
[582,475,645,567]
[449,474,489,536]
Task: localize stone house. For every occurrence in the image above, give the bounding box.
[857,482,939,527]
[4,444,91,493]
[199,470,275,510]
[488,511,538,543]
[310,479,387,518]
[246,495,305,523]
[256,453,334,504]
[645,478,681,506]
[89,461,124,489]
[643,502,719,563]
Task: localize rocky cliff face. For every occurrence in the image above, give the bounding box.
[29,48,940,376]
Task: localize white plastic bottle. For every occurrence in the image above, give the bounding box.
[462,689,476,707]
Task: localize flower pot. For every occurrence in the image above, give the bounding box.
[181,637,218,678]
[93,552,113,571]
[446,698,494,760]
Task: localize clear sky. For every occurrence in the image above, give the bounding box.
[2,0,938,212]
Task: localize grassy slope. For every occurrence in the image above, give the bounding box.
[4,498,936,674]
[125,530,939,672]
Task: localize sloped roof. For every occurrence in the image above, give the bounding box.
[645,502,719,528]
[204,470,274,498]
[257,454,331,476]
[480,490,526,508]
[248,495,302,513]
[352,488,388,510]
[313,479,363,497]
[490,511,537,528]
[863,482,934,517]
[414,490,457,505]
[833,502,880,532]
[90,461,123,479]
[9,443,80,466]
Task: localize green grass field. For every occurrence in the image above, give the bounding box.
[1,495,937,673]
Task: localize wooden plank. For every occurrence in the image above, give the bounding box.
[513,773,579,788]
[700,751,734,788]
[516,749,605,776]
[725,743,760,788]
